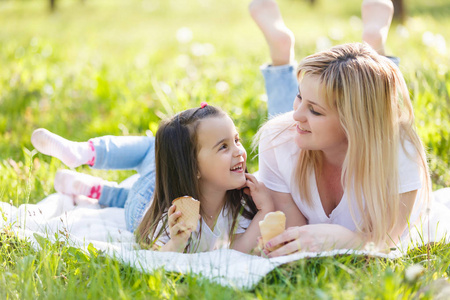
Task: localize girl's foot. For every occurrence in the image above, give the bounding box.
[249,0,295,66]
[361,0,394,56]
[31,128,95,168]
[54,169,105,200]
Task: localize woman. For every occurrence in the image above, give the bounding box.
[251,0,434,256]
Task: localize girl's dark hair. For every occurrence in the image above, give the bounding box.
[136,105,257,250]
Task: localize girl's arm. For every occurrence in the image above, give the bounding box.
[263,190,418,257]
[159,204,195,252]
[232,174,274,253]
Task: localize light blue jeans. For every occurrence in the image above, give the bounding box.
[261,64,298,117]
[90,135,156,232]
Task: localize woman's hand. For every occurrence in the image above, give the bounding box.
[164,204,194,252]
[243,173,274,212]
[262,224,364,257]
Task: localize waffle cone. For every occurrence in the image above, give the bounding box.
[259,211,286,249]
[172,196,200,230]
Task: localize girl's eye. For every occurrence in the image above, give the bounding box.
[296,93,302,100]
[219,144,228,150]
[235,137,241,144]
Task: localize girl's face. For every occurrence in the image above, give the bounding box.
[293,75,348,156]
[196,115,247,193]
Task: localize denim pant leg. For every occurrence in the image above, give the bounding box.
[124,168,156,232]
[123,140,156,232]
[261,64,298,118]
[89,136,155,210]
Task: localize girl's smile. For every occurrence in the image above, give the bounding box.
[196,115,247,191]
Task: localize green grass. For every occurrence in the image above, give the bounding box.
[1,0,450,298]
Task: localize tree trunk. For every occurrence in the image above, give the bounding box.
[50,0,56,11]
[392,0,406,23]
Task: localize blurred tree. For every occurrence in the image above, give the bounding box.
[50,0,85,12]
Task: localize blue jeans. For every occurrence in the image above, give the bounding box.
[90,135,156,232]
[261,64,298,117]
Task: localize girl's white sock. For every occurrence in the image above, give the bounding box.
[31,128,96,168]
[54,169,105,200]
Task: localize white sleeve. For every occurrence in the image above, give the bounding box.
[235,213,251,234]
[152,219,170,247]
[398,141,422,193]
[258,131,291,193]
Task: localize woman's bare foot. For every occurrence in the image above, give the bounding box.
[361,0,394,56]
[249,0,295,66]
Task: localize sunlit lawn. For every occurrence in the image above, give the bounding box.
[1,0,450,298]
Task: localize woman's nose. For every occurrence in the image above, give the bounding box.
[293,103,307,122]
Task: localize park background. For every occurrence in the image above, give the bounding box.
[1,0,450,298]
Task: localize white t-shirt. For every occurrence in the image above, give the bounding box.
[153,206,251,253]
[258,112,425,234]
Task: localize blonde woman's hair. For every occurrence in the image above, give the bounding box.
[259,43,430,246]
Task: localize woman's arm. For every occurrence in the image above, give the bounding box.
[387,189,418,247]
[270,189,308,228]
[263,190,419,256]
[263,224,364,257]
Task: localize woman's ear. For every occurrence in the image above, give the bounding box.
[197,172,201,179]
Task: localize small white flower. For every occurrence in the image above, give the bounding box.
[43,84,54,96]
[434,34,447,55]
[134,53,149,69]
[364,242,377,253]
[215,81,229,93]
[41,45,53,58]
[329,28,343,41]
[422,31,435,47]
[176,27,193,44]
[405,264,425,282]
[316,36,332,52]
[396,25,410,39]
[160,82,172,95]
[176,54,190,68]
[349,16,362,29]
[191,43,215,57]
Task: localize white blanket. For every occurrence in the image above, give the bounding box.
[1,189,450,289]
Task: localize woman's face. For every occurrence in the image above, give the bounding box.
[292,75,348,156]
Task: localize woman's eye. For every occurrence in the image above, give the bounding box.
[309,107,322,116]
[296,93,302,100]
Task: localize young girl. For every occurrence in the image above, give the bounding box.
[31,104,274,253]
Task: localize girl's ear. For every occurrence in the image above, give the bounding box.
[197,171,201,179]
